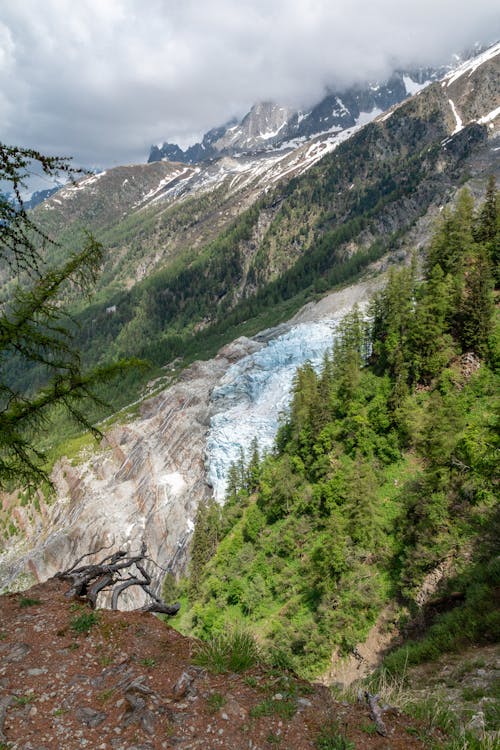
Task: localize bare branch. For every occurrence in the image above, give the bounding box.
[56,544,179,616]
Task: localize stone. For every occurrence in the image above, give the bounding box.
[75,706,107,727]
[173,671,193,700]
[5,643,31,662]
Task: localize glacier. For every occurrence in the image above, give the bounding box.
[206,318,342,499]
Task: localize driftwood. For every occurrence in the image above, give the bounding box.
[55,542,180,616]
[357,690,393,736]
[365,692,388,736]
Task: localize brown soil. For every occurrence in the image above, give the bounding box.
[319,607,400,687]
[0,579,430,749]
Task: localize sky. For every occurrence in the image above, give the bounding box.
[1,1,499,171]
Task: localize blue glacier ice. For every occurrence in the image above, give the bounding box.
[206,319,342,500]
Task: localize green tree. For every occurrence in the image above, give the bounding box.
[408,264,456,383]
[474,175,499,246]
[189,497,221,595]
[426,188,475,277]
[0,144,133,487]
[457,245,494,356]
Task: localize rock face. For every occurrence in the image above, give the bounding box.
[0,279,380,602]
[148,73,423,164]
[0,345,238,601]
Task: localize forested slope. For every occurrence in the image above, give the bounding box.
[9,46,499,421]
[173,183,499,680]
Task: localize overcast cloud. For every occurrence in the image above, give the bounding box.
[0,0,498,169]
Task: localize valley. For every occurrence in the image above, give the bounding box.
[0,38,499,749]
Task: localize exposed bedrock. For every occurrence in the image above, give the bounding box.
[0,278,381,604]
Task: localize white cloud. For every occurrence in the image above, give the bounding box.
[0,0,498,166]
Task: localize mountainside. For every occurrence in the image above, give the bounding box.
[26,44,498,315]
[172,183,499,680]
[22,42,498,384]
[0,47,499,737]
[147,68,443,164]
[0,576,432,750]
[1,43,499,579]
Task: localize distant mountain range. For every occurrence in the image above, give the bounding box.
[1,41,499,644]
[147,66,448,165]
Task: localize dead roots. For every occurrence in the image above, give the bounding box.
[55,542,180,615]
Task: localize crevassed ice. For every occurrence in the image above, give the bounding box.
[206,319,341,500]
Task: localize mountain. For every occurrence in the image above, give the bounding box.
[24,43,498,311]
[0,44,499,719]
[24,184,63,210]
[148,70,434,164]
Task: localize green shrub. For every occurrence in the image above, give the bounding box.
[250,697,297,719]
[70,611,99,634]
[192,629,260,673]
[315,723,355,750]
[19,597,41,608]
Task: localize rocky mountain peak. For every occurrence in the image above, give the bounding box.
[147,71,425,165]
[215,101,296,149]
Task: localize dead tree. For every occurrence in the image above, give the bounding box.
[55,542,180,615]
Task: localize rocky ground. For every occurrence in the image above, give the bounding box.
[0,578,432,750]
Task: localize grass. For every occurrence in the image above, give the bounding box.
[346,655,500,749]
[140,657,156,668]
[266,731,282,745]
[360,722,378,735]
[314,722,355,750]
[207,692,226,712]
[70,611,99,634]
[249,697,297,720]
[97,689,115,704]
[192,629,261,674]
[14,693,36,706]
[19,597,41,608]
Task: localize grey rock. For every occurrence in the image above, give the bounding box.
[5,643,31,662]
[75,706,107,727]
[173,671,193,700]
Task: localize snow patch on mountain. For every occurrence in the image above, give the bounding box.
[444,40,500,87]
[449,98,463,134]
[403,75,430,96]
[478,106,500,124]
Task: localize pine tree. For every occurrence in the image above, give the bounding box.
[474,175,499,245]
[245,436,261,492]
[408,264,456,383]
[426,189,475,277]
[474,175,499,282]
[457,244,494,356]
[0,144,133,487]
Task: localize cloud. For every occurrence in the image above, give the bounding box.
[0,0,498,167]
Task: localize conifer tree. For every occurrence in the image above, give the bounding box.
[457,244,494,356]
[0,144,132,488]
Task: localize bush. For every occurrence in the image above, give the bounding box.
[192,629,261,673]
[70,611,99,634]
[315,723,355,750]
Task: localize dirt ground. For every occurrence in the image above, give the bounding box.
[0,578,432,750]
